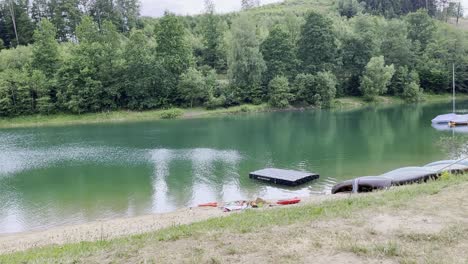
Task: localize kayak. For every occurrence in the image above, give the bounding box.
[198,202,218,207]
[277,198,301,205]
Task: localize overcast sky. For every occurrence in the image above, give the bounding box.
[140,0,283,17]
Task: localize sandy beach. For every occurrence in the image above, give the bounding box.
[0,195,336,254]
[0,206,225,254]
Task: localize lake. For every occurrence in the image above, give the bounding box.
[1,101,467,234]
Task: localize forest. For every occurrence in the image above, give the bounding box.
[0,0,467,116]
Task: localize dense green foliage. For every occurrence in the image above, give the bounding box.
[360,56,396,101]
[0,0,467,117]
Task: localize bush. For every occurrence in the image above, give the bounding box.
[205,95,227,109]
[159,108,183,119]
[402,82,423,103]
[360,56,395,101]
[268,76,292,108]
[314,71,337,108]
[293,73,316,105]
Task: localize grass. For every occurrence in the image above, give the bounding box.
[0,93,465,129]
[1,174,466,263]
[0,104,268,129]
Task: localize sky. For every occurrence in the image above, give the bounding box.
[140,0,283,17]
[140,0,468,17]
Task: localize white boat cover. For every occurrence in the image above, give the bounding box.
[432,113,457,124]
[450,114,468,124]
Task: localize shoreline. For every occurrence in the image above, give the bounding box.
[0,194,336,254]
[1,175,467,263]
[0,94,465,129]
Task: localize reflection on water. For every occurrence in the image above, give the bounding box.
[1,100,468,233]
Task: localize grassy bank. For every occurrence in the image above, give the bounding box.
[0,104,268,129]
[0,94,466,129]
[1,174,467,263]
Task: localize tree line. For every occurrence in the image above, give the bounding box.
[0,0,140,47]
[0,0,467,117]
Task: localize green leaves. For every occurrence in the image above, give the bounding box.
[360,56,395,101]
[227,15,266,103]
[268,76,292,108]
[298,12,337,74]
[32,19,59,77]
[261,25,298,84]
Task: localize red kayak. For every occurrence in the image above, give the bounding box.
[198,202,218,207]
[277,198,301,205]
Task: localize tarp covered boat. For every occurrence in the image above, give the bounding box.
[331,176,392,194]
[432,113,458,124]
[331,161,468,194]
[449,114,468,126]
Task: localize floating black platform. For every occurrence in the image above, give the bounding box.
[249,168,319,186]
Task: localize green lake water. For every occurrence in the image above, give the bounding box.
[1,101,468,233]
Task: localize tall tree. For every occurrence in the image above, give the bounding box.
[261,25,297,84]
[200,0,225,71]
[32,18,59,77]
[227,14,266,103]
[0,0,34,47]
[405,9,435,50]
[49,0,82,41]
[31,0,51,25]
[298,12,337,73]
[57,16,104,113]
[339,15,382,95]
[381,19,413,67]
[121,29,153,109]
[155,12,193,105]
[115,0,140,33]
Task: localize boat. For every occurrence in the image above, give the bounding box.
[277,198,301,205]
[331,160,468,194]
[331,176,391,194]
[432,113,458,124]
[431,64,468,126]
[425,159,468,167]
[449,114,468,127]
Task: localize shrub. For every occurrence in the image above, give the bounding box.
[268,76,292,108]
[159,108,183,119]
[402,82,423,103]
[360,56,395,101]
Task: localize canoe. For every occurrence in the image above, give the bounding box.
[425,159,468,168]
[379,167,440,185]
[277,198,301,205]
[331,176,392,194]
